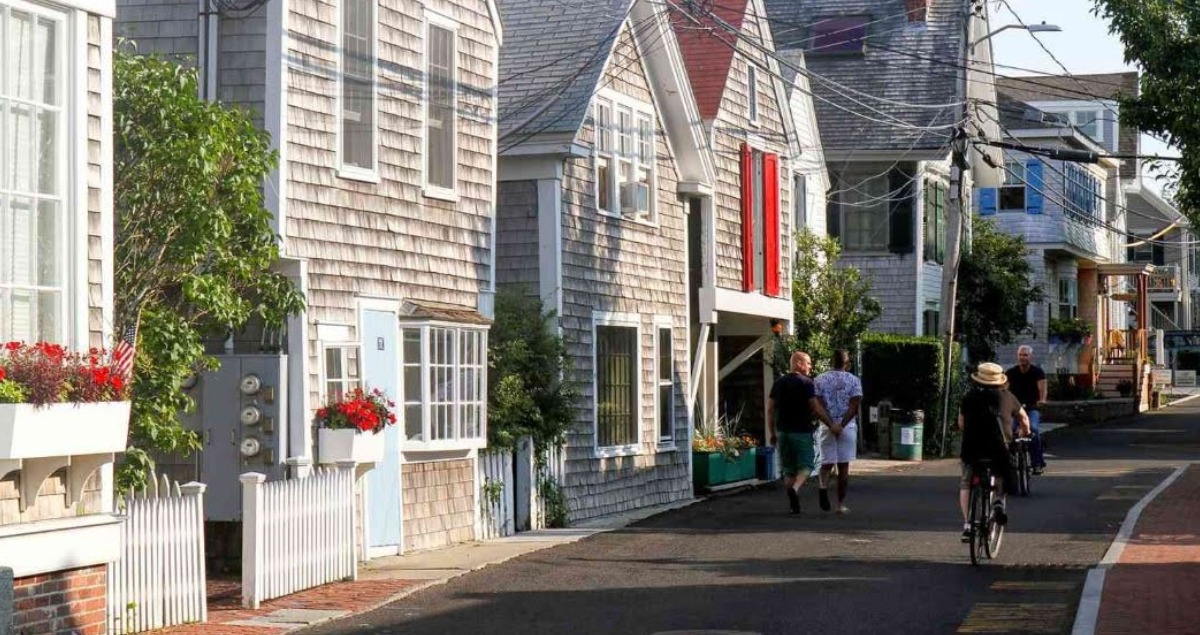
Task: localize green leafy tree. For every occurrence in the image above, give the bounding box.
[771,229,882,375]
[955,216,1043,363]
[1093,1,1194,220]
[488,289,579,462]
[113,49,304,489]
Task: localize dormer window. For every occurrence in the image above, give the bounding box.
[809,16,869,55]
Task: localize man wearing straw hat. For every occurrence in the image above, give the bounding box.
[956,362,1030,541]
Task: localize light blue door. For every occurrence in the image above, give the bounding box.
[363,309,402,549]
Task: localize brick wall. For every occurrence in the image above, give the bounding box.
[13,565,107,635]
[401,460,475,552]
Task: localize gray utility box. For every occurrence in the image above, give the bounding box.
[182,354,289,521]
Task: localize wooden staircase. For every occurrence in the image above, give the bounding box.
[1097,363,1135,398]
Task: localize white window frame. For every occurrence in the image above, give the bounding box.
[654,319,675,449]
[747,63,760,126]
[0,0,81,347]
[999,160,1027,212]
[320,343,363,404]
[398,321,488,451]
[1027,99,1120,151]
[422,11,459,201]
[832,169,891,252]
[791,172,806,234]
[336,0,379,182]
[1058,277,1078,320]
[591,89,657,225]
[592,311,642,458]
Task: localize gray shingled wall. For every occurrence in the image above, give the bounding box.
[496,180,541,294]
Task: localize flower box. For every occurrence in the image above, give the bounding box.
[692,447,757,489]
[0,402,130,459]
[318,428,386,465]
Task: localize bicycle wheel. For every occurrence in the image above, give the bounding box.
[968,485,983,566]
[986,489,1005,558]
[1017,446,1030,497]
[1022,446,1033,497]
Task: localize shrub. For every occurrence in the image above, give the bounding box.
[860,333,963,455]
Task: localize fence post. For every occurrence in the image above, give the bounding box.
[336,461,358,581]
[240,473,266,609]
[180,482,207,623]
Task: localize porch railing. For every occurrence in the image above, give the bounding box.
[1149,265,1181,293]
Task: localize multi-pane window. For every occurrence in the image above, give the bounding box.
[592,95,655,221]
[1000,161,1027,212]
[1070,109,1103,143]
[923,180,946,264]
[838,172,890,251]
[1,4,65,343]
[400,325,486,446]
[595,324,638,449]
[1064,164,1100,220]
[323,346,362,403]
[792,173,806,235]
[1058,278,1078,320]
[341,0,375,172]
[426,21,456,192]
[656,327,673,443]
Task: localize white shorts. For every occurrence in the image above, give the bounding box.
[818,423,857,465]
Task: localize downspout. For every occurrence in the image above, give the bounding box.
[198,0,218,101]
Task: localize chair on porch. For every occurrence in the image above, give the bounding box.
[1105,329,1126,364]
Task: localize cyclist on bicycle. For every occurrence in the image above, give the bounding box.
[957,363,1031,541]
[1006,346,1048,474]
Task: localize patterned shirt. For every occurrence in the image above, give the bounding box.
[814,370,864,427]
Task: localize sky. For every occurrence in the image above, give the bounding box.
[987,0,1178,193]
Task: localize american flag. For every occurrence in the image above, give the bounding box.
[112,323,138,381]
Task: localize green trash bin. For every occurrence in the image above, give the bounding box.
[890,410,924,461]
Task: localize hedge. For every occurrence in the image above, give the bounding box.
[860,333,964,456]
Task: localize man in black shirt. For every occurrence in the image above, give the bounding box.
[1005,345,1048,474]
[767,352,837,514]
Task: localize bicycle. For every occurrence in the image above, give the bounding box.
[1011,437,1033,497]
[966,460,1006,566]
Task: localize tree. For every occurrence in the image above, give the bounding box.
[113,50,304,489]
[487,289,579,460]
[1093,1,1194,220]
[770,229,883,375]
[955,216,1043,363]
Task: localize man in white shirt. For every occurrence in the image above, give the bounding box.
[814,350,863,514]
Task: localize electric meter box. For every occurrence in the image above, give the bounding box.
[187,354,289,521]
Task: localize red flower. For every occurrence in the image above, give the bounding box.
[111,376,125,392]
[0,367,6,382]
[4,341,21,351]
[91,367,111,386]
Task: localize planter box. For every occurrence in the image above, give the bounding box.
[318,428,385,464]
[693,448,757,489]
[0,402,130,459]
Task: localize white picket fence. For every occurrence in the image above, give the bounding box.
[108,474,207,635]
[477,451,515,539]
[532,442,566,530]
[241,463,356,609]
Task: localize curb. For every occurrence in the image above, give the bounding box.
[1070,464,1190,635]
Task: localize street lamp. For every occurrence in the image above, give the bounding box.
[971,22,1062,53]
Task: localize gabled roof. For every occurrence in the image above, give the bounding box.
[669,0,748,121]
[762,0,964,154]
[497,0,635,143]
[996,72,1138,105]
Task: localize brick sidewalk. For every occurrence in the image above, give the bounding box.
[1096,465,1200,635]
[151,577,426,635]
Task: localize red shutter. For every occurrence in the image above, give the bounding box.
[740,143,755,292]
[763,153,780,297]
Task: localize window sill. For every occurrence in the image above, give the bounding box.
[403,438,486,453]
[337,167,381,184]
[594,444,640,459]
[423,186,459,203]
[595,208,658,228]
[656,441,678,453]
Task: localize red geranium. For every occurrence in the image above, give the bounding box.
[0,341,130,405]
[314,387,397,435]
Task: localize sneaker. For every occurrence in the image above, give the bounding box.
[961,525,972,542]
[836,505,850,515]
[818,488,832,512]
[1032,466,1045,476]
[787,488,800,514]
[993,502,1008,526]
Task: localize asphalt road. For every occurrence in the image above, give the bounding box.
[301,400,1200,635]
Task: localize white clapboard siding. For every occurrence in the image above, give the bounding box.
[108,474,207,635]
[476,451,514,540]
[241,464,356,609]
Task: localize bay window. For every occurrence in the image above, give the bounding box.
[592,92,655,222]
[1,2,67,343]
[400,324,486,448]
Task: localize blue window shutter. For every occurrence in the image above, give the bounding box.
[1026,159,1044,214]
[977,187,998,216]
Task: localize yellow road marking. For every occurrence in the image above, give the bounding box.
[957,603,1072,634]
[989,581,1077,592]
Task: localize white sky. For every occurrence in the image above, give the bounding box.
[989,0,1178,193]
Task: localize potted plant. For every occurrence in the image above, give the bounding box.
[0,341,132,460]
[1049,317,1092,345]
[316,387,397,464]
[691,412,758,488]
[1116,379,1135,399]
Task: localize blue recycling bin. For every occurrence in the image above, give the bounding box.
[756,445,776,480]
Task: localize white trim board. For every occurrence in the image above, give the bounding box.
[0,515,122,577]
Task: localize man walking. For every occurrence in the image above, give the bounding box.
[1005,345,1048,474]
[767,352,837,514]
[815,350,862,514]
